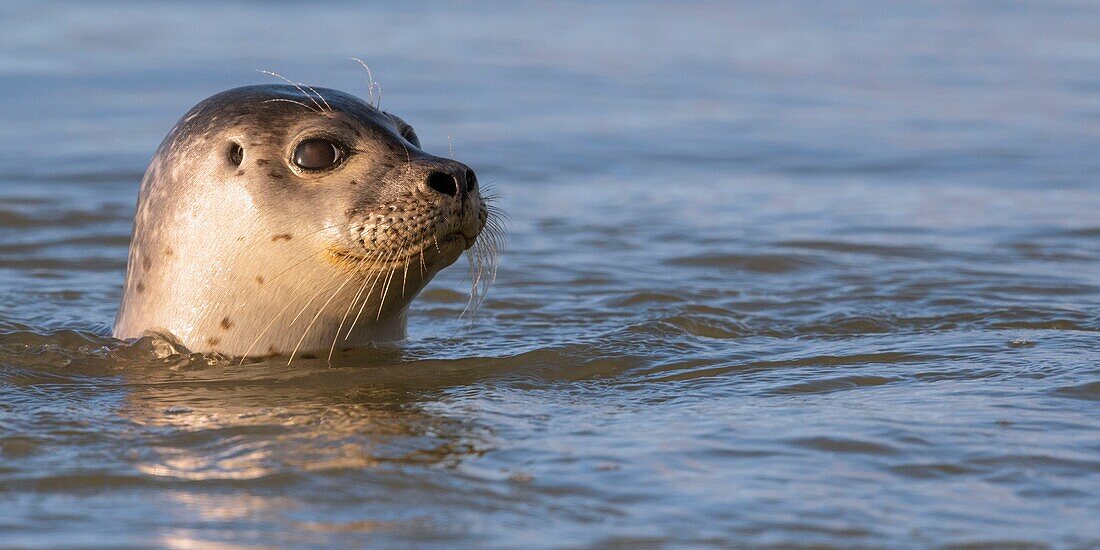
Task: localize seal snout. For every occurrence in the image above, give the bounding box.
[345,153,484,271]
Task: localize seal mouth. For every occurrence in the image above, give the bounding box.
[328,231,469,271]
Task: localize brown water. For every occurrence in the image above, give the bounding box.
[1,1,1099,547]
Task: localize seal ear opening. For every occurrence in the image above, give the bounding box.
[227,142,244,166]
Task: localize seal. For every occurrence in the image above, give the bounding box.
[113,84,501,359]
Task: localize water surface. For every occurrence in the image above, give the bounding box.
[1,1,1099,547]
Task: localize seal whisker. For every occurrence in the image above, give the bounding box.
[234,244,322,299]
[299,83,332,112]
[401,253,410,297]
[288,269,345,326]
[349,57,377,108]
[257,69,325,112]
[333,246,392,339]
[287,269,358,365]
[345,253,393,338]
[461,207,505,320]
[264,98,318,111]
[398,140,412,177]
[228,223,347,317]
[460,255,480,320]
[344,267,386,340]
[462,245,486,319]
[237,262,340,365]
[376,267,398,321]
[374,231,415,321]
[468,238,497,318]
[344,243,405,340]
[327,254,377,362]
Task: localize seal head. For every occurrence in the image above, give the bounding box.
[114,84,493,358]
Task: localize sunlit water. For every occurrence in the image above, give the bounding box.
[1,1,1099,546]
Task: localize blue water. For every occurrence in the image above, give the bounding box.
[1,1,1098,546]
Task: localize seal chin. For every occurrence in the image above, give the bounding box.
[433,231,469,264]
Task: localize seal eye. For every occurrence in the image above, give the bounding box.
[293,139,342,170]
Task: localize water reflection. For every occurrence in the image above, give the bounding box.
[0,334,489,545]
[114,340,488,482]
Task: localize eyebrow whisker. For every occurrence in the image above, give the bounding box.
[263,98,317,112]
[257,69,326,112]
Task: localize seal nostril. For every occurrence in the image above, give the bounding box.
[426,171,458,197]
[464,168,477,193]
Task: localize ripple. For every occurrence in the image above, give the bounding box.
[889,463,980,479]
[967,453,1100,475]
[1054,226,1100,238]
[605,291,690,307]
[665,252,820,273]
[775,239,943,259]
[418,288,468,303]
[1052,380,1100,401]
[0,208,126,229]
[635,351,934,384]
[788,436,900,456]
[0,234,131,254]
[767,374,898,395]
[0,472,307,492]
[659,314,752,339]
[0,436,40,459]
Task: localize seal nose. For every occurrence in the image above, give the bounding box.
[424,166,477,198]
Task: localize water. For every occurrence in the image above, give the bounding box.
[2,1,1099,546]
